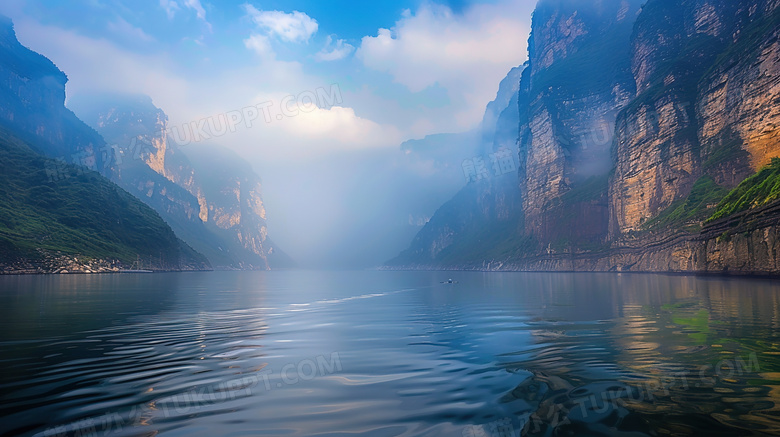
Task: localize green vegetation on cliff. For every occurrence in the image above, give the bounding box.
[643,175,730,231]
[708,158,780,222]
[0,125,207,267]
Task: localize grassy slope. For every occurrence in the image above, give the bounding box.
[643,175,730,231]
[708,158,780,222]
[0,126,201,265]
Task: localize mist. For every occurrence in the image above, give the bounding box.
[224,131,481,268]
[64,85,490,270]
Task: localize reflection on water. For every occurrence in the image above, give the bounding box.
[1,271,779,436]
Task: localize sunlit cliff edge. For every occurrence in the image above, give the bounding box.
[69,94,293,270]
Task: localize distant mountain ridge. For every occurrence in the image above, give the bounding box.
[391,0,780,276]
[69,93,292,270]
[389,63,527,265]
[0,15,212,272]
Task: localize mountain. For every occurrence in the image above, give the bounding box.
[392,0,780,275]
[0,15,209,273]
[0,125,209,273]
[67,93,292,270]
[181,143,293,269]
[0,15,108,168]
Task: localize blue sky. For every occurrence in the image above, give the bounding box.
[15,1,504,45]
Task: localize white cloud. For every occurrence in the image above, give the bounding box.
[243,4,318,43]
[244,33,273,57]
[12,19,188,106]
[357,0,532,129]
[10,17,398,161]
[278,105,401,150]
[183,0,207,22]
[106,17,155,43]
[161,0,210,31]
[315,35,355,61]
[159,0,179,19]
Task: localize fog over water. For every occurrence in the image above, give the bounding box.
[254,133,481,268]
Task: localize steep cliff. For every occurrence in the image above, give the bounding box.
[69,94,291,270]
[520,0,641,247]
[604,0,780,274]
[0,15,106,167]
[609,0,780,237]
[181,144,292,269]
[392,0,780,275]
[392,0,644,266]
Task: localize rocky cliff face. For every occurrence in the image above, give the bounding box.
[609,0,780,237]
[697,2,780,176]
[180,143,291,269]
[519,0,642,245]
[69,94,289,270]
[391,0,644,266]
[0,16,106,166]
[393,0,780,275]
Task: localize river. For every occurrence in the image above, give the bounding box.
[1,271,779,436]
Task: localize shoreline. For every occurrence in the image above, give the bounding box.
[379,265,780,280]
[0,267,213,275]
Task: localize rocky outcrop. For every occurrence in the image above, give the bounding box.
[181,143,292,269]
[697,3,780,175]
[609,96,700,235]
[391,0,644,266]
[0,15,106,166]
[521,0,641,243]
[69,94,290,270]
[694,201,780,274]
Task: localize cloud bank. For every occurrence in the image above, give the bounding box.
[358,1,531,128]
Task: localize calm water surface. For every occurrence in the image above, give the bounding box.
[1,271,780,436]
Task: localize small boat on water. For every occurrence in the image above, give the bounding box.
[441,278,458,284]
